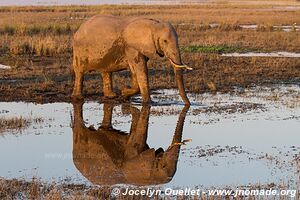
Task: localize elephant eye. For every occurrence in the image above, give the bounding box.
[163,39,167,43]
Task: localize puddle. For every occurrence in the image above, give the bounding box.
[257,6,300,11]
[241,24,299,32]
[272,25,299,32]
[0,84,299,189]
[222,52,300,58]
[0,64,11,70]
[178,23,300,32]
[209,23,219,28]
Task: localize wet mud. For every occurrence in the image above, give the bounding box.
[0,55,299,103]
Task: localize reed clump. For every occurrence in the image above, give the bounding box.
[0,116,43,133]
[0,24,77,36]
[0,35,72,56]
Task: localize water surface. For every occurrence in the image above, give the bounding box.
[222,52,300,58]
[0,64,11,70]
[0,84,299,189]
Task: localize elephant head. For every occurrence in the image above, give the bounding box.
[71,101,190,185]
[123,19,192,105]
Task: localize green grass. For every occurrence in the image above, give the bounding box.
[181,45,259,54]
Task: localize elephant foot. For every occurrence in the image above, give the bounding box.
[71,93,84,101]
[122,87,140,98]
[104,91,117,99]
[141,100,152,105]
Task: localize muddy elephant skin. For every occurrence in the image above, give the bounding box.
[72,15,191,105]
[71,101,189,185]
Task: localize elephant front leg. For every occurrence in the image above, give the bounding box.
[136,64,151,104]
[102,72,117,98]
[127,56,150,104]
[100,103,114,129]
[121,70,140,98]
[72,70,84,99]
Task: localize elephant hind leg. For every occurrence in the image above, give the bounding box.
[122,70,140,98]
[102,72,117,98]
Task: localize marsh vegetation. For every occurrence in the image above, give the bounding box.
[0,116,44,133]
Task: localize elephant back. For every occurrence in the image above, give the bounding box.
[73,15,126,65]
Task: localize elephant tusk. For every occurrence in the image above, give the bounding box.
[174,64,193,70]
[182,139,192,143]
[170,138,193,148]
[169,59,193,70]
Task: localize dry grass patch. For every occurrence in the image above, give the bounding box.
[0,3,299,58]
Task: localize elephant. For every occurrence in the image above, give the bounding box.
[71,101,190,185]
[71,15,192,105]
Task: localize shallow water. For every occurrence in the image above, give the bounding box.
[241,24,300,32]
[222,52,300,58]
[257,6,300,11]
[0,64,11,70]
[177,23,300,32]
[0,84,299,189]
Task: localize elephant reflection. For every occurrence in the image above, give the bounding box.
[71,102,189,185]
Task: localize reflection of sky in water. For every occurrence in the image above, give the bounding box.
[0,84,299,188]
[0,0,208,6]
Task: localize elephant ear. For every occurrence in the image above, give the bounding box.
[122,19,160,58]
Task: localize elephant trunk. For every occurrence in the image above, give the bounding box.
[167,53,191,105]
[174,68,190,105]
[160,105,190,178]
